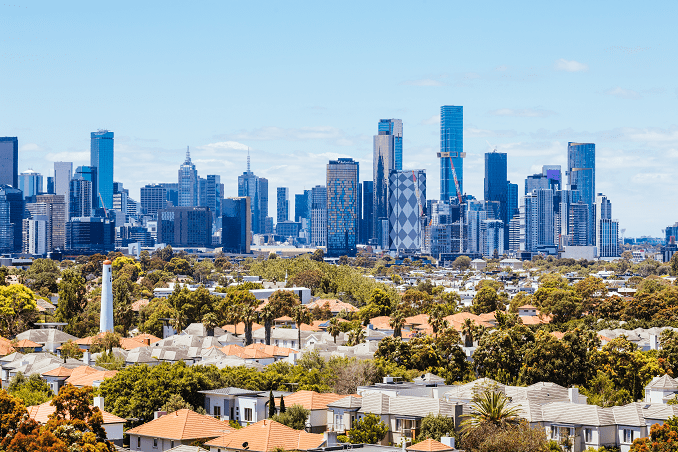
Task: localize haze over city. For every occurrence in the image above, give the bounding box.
[2,0,677,236]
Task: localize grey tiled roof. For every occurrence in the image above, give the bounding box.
[199,387,264,396]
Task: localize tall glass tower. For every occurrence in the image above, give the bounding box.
[0,137,19,188]
[178,147,199,207]
[327,158,359,257]
[90,130,114,210]
[567,142,595,245]
[373,119,402,240]
[438,106,465,201]
[484,150,508,244]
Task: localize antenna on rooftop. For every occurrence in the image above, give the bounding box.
[247,149,251,172]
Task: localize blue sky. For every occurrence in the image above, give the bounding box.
[2,0,677,237]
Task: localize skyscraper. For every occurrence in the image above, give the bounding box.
[388,170,426,252]
[310,185,327,247]
[178,147,199,207]
[140,184,167,218]
[54,162,73,201]
[157,206,212,247]
[327,158,359,257]
[438,106,465,201]
[32,194,66,251]
[568,142,595,245]
[205,175,223,228]
[360,181,373,244]
[0,137,18,188]
[74,166,99,213]
[484,150,508,245]
[222,197,251,254]
[0,185,23,252]
[90,130,114,210]
[237,154,268,234]
[595,193,619,257]
[277,187,289,223]
[69,176,93,219]
[373,119,402,240]
[18,170,43,200]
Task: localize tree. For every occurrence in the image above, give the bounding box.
[629,416,678,452]
[343,413,388,444]
[462,421,548,452]
[161,393,193,413]
[471,286,503,315]
[95,351,126,370]
[266,290,300,344]
[520,329,593,387]
[671,253,678,276]
[24,258,60,294]
[0,389,28,439]
[390,309,405,338]
[60,340,83,360]
[347,326,366,346]
[579,371,632,407]
[535,288,583,323]
[292,305,312,348]
[428,305,450,337]
[419,413,456,441]
[268,390,276,418]
[461,318,479,348]
[310,249,324,262]
[0,284,38,337]
[473,325,535,383]
[7,372,53,407]
[113,274,135,335]
[462,390,521,430]
[91,331,121,353]
[55,269,87,335]
[452,256,472,271]
[279,396,286,413]
[271,404,309,430]
[327,317,341,343]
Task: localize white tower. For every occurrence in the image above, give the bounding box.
[99,260,114,332]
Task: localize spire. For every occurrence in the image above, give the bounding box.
[247,148,251,172]
[185,146,191,164]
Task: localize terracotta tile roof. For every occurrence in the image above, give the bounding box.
[444,312,493,328]
[135,333,162,344]
[407,438,454,452]
[246,343,296,357]
[127,409,234,440]
[0,336,14,356]
[41,366,74,377]
[222,322,264,335]
[405,314,431,326]
[15,339,41,348]
[275,316,294,322]
[221,344,274,360]
[27,401,125,424]
[550,331,566,340]
[519,314,551,325]
[278,390,351,411]
[299,323,322,332]
[205,419,325,452]
[65,367,118,387]
[368,316,392,330]
[119,337,149,350]
[221,344,246,355]
[131,299,150,312]
[518,304,537,309]
[306,299,358,313]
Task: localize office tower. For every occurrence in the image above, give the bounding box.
[484,150,508,245]
[595,193,619,257]
[90,130,114,210]
[29,195,66,251]
[508,215,521,252]
[113,182,128,216]
[526,165,562,195]
[481,219,504,257]
[507,182,518,222]
[0,137,18,188]
[373,119,402,240]
[238,155,268,234]
[116,225,154,248]
[310,185,327,247]
[464,200,486,254]
[54,162,73,197]
[178,147,199,207]
[388,169,426,252]
[360,181,374,244]
[276,221,301,239]
[666,223,678,244]
[264,216,274,234]
[0,185,23,252]
[277,187,289,223]
[100,260,114,332]
[206,175,223,228]
[157,206,212,247]
[295,191,309,223]
[158,183,179,207]
[66,217,115,253]
[126,198,139,222]
[23,215,47,255]
[327,158,359,257]
[222,197,251,254]
[568,202,590,246]
[140,184,167,218]
[522,189,556,253]
[69,176,93,219]
[438,106,465,201]
[568,143,595,245]
[46,177,55,194]
[74,166,99,211]
[18,170,43,200]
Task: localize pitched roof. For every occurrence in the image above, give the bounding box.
[199,387,264,396]
[41,366,74,377]
[204,419,325,452]
[327,395,362,409]
[15,339,42,348]
[126,409,234,440]
[245,343,296,357]
[222,322,264,335]
[407,438,454,452]
[306,299,358,313]
[278,390,349,410]
[27,400,125,424]
[0,336,15,356]
[65,366,118,387]
[646,374,678,390]
[368,316,392,330]
[131,299,150,312]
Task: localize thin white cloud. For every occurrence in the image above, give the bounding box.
[631,172,674,184]
[20,143,44,152]
[554,58,589,72]
[44,151,89,162]
[399,79,445,87]
[604,87,641,99]
[421,115,439,125]
[489,108,556,118]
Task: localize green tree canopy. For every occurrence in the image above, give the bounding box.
[271,404,310,430]
[343,413,388,444]
[0,284,38,337]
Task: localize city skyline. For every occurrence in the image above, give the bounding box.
[2,1,677,236]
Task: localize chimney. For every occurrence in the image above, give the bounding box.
[83,351,91,365]
[568,387,579,404]
[440,437,455,449]
[650,334,659,350]
[154,411,167,419]
[324,431,337,447]
[93,396,105,411]
[383,375,394,384]
[144,337,150,346]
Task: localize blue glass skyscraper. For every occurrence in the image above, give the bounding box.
[378,119,403,171]
[327,158,359,257]
[438,106,465,201]
[90,130,114,211]
[484,150,508,244]
[567,142,595,245]
[0,137,18,188]
[373,119,402,240]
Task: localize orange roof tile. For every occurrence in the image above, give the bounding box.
[222,322,264,335]
[407,438,455,452]
[368,316,392,330]
[278,390,352,411]
[306,299,358,313]
[131,299,150,312]
[41,366,74,378]
[27,401,125,425]
[519,314,551,325]
[0,336,14,356]
[246,343,296,357]
[205,419,325,452]
[299,323,322,332]
[119,337,149,350]
[134,333,161,344]
[518,304,537,309]
[405,314,431,326]
[127,409,234,440]
[221,344,246,355]
[550,331,566,340]
[275,316,294,322]
[15,339,41,348]
[66,369,118,387]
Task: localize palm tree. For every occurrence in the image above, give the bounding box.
[260,303,276,345]
[390,310,405,337]
[240,303,259,346]
[462,390,521,430]
[428,305,449,337]
[327,317,341,343]
[292,305,311,349]
[347,326,365,346]
[461,318,477,347]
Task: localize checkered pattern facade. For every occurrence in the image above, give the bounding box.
[389,170,426,252]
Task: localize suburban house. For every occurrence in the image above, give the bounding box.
[276,390,350,433]
[326,395,362,434]
[126,409,234,452]
[14,329,78,353]
[204,419,326,452]
[199,387,270,424]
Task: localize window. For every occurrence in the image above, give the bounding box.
[550,426,557,439]
[245,408,253,422]
[623,429,634,443]
[137,437,141,449]
[214,406,221,417]
[153,438,158,448]
[584,428,592,442]
[171,441,174,448]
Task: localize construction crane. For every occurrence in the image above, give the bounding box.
[446,155,463,204]
[98,192,108,217]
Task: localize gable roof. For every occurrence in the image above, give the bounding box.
[27,400,125,424]
[126,409,234,440]
[278,390,350,411]
[407,438,454,452]
[204,419,325,452]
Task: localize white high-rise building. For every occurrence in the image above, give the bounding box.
[595,193,619,257]
[310,185,327,247]
[22,216,47,255]
[100,260,114,332]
